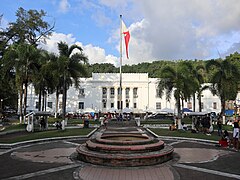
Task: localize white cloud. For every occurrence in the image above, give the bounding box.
[104,0,240,61]
[80,43,118,66]
[40,32,118,66]
[40,32,76,54]
[42,0,240,65]
[59,0,70,13]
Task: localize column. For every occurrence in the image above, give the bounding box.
[130,87,134,109]
[122,87,126,109]
[114,87,118,109]
[107,87,110,110]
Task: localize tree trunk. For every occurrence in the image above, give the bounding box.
[62,82,67,118]
[198,96,202,112]
[177,97,181,118]
[42,90,44,111]
[181,98,184,110]
[19,84,23,124]
[55,87,59,118]
[23,81,28,116]
[38,87,41,111]
[44,90,47,111]
[193,93,196,112]
[221,98,225,116]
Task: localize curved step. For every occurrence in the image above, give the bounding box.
[86,139,165,153]
[76,144,174,167]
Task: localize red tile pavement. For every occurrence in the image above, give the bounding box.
[78,165,174,180]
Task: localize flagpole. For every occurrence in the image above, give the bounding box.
[120,15,123,111]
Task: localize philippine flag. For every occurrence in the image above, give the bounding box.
[121,20,130,59]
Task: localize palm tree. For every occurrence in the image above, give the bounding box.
[157,61,193,117]
[190,62,206,112]
[3,43,39,122]
[206,59,240,115]
[32,50,58,111]
[196,85,209,112]
[57,42,88,118]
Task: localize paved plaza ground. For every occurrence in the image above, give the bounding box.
[0,129,240,180]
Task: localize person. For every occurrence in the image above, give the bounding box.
[169,122,177,131]
[219,130,230,147]
[103,115,108,129]
[181,122,188,131]
[40,118,46,131]
[232,120,239,150]
[217,118,222,136]
[54,120,62,130]
[194,117,200,132]
[223,130,230,141]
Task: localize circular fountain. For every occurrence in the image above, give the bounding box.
[76,121,173,167]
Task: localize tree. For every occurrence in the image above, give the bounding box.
[0,8,54,122]
[31,50,58,112]
[157,61,193,117]
[196,85,209,112]
[206,58,240,115]
[3,43,40,122]
[57,42,88,118]
[2,7,54,46]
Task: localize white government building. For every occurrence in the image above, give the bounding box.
[25,73,240,115]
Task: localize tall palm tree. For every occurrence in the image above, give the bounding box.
[57,42,88,118]
[157,61,193,117]
[32,50,58,111]
[206,59,240,115]
[190,62,205,112]
[197,85,209,112]
[3,43,39,122]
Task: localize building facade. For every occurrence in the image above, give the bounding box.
[24,73,236,114]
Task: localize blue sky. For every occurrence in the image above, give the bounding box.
[1,0,240,66]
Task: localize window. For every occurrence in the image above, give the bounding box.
[126,88,130,98]
[133,102,137,108]
[59,102,62,109]
[110,87,115,98]
[35,102,39,109]
[111,103,114,108]
[117,101,123,109]
[118,87,122,95]
[201,102,204,110]
[103,102,107,108]
[156,89,160,98]
[187,102,192,109]
[102,87,107,98]
[126,102,129,108]
[156,102,161,110]
[79,102,84,109]
[133,88,138,98]
[78,88,85,97]
[47,102,53,108]
[213,102,217,109]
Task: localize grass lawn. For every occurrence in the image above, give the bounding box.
[141,119,173,124]
[48,117,101,125]
[150,128,221,141]
[3,124,26,131]
[0,128,94,144]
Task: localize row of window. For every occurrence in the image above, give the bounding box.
[79,101,138,110]
[35,101,218,111]
[156,102,218,110]
[102,87,138,98]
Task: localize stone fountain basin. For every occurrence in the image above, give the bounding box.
[86,139,165,153]
[76,143,174,167]
[96,133,157,145]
